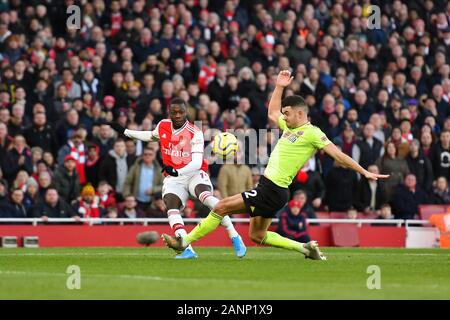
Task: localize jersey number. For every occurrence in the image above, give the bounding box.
[244,190,257,199]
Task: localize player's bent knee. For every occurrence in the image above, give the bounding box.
[212,200,227,216]
[249,231,266,244]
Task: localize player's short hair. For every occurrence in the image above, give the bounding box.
[169,97,187,109]
[281,95,308,114]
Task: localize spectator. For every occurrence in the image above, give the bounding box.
[420,130,435,158]
[3,134,33,183]
[352,123,384,170]
[54,68,81,100]
[146,193,167,218]
[207,64,229,111]
[378,204,394,221]
[325,156,358,212]
[291,189,316,219]
[289,158,325,210]
[217,147,253,198]
[99,138,132,200]
[355,164,387,214]
[376,142,410,202]
[12,170,32,192]
[386,127,410,159]
[286,36,312,70]
[124,139,138,165]
[393,174,430,220]
[104,207,119,220]
[430,130,450,179]
[248,73,269,130]
[57,130,87,184]
[347,207,358,220]
[55,109,80,147]
[372,203,395,226]
[369,113,388,144]
[277,200,310,244]
[0,122,13,163]
[32,188,78,221]
[119,195,145,219]
[85,144,101,188]
[23,178,40,213]
[432,176,450,205]
[4,189,28,218]
[123,147,164,211]
[97,181,117,211]
[352,89,375,125]
[37,171,52,200]
[31,147,44,174]
[53,155,80,204]
[92,123,115,157]
[23,112,57,155]
[73,184,104,218]
[43,151,57,172]
[333,123,356,157]
[8,103,29,136]
[406,139,434,193]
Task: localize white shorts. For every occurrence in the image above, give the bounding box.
[162,170,213,208]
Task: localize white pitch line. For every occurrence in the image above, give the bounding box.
[0,270,267,285]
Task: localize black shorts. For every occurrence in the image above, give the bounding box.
[241,176,289,218]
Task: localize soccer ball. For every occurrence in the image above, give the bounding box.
[136,231,159,246]
[212,132,238,157]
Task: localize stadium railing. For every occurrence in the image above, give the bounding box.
[0,218,430,227]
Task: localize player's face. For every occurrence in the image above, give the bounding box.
[169,104,187,129]
[282,107,303,128]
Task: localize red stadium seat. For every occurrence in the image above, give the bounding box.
[232,213,249,224]
[357,212,379,219]
[312,212,331,226]
[331,224,360,247]
[418,205,448,221]
[329,212,348,219]
[316,212,330,219]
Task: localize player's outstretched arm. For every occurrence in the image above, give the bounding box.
[268,70,293,127]
[323,143,390,181]
[109,122,158,142]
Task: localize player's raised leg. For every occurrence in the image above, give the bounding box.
[162,193,246,251]
[163,193,198,259]
[195,183,246,258]
[249,216,326,260]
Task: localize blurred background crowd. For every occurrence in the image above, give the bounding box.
[0,0,449,226]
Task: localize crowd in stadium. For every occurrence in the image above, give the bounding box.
[0,0,449,225]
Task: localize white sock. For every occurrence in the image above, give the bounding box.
[198,191,219,209]
[198,191,240,238]
[167,209,194,252]
[221,215,239,238]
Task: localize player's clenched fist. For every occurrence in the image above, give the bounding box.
[276,70,294,88]
[162,165,179,177]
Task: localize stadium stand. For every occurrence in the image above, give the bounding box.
[0,0,449,241]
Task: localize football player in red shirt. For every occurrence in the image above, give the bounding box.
[110,98,246,259]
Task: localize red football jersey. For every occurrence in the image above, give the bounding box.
[155,120,208,172]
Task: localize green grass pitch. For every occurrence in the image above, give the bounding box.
[0,247,449,299]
